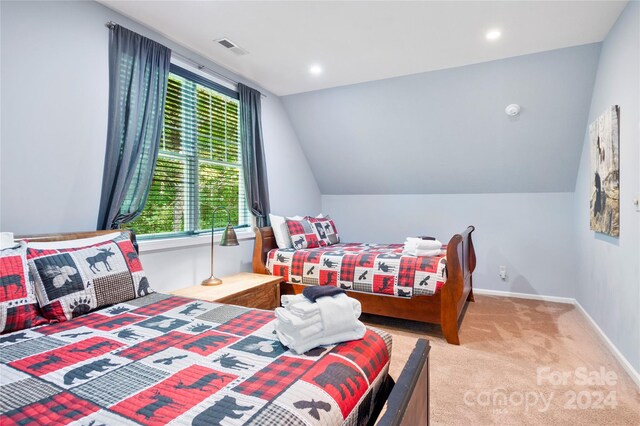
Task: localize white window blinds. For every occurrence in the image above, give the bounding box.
[129,65,250,237]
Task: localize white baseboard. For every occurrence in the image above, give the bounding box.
[473,287,640,388]
[473,288,575,305]
[572,300,640,389]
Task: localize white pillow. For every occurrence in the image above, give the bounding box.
[27,232,123,249]
[269,214,303,248]
[0,232,15,249]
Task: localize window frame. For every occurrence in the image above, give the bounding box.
[170,64,239,101]
[132,63,250,241]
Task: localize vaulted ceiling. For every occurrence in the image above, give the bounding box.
[98,1,622,195]
[99,1,625,95]
[281,44,602,194]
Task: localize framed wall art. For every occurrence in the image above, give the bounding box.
[589,105,620,237]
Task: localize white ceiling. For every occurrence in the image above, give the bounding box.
[99,1,627,96]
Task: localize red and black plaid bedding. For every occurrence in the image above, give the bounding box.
[267,244,447,297]
[0,294,391,425]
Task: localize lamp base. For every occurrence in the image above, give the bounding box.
[201,276,223,286]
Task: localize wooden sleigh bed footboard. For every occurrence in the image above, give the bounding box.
[253,225,476,345]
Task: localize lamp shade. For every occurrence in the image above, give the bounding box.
[220,223,239,246]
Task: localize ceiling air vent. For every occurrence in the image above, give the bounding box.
[215,38,248,56]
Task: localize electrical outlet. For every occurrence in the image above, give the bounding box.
[499,265,507,280]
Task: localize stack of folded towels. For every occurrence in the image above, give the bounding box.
[275,286,365,354]
[402,237,443,257]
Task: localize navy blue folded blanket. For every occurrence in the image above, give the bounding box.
[302,286,346,302]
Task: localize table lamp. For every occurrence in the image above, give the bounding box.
[202,207,239,286]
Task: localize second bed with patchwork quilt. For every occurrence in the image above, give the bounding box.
[255,225,475,346]
[267,244,448,298]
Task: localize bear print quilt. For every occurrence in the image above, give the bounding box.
[0,294,391,426]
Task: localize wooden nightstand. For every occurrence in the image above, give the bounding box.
[170,272,283,310]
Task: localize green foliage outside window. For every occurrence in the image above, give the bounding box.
[129,72,248,236]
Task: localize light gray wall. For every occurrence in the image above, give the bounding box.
[1,0,109,232]
[0,0,320,290]
[574,2,639,372]
[262,95,321,216]
[283,44,601,195]
[140,240,255,294]
[323,193,578,298]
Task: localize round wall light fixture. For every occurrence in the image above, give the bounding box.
[505,104,521,116]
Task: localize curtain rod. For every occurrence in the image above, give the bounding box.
[105,21,266,98]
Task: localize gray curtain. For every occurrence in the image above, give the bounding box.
[97,25,171,230]
[239,83,271,227]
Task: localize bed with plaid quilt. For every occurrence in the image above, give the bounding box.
[267,244,447,297]
[0,294,391,426]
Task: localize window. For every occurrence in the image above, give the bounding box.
[129,64,250,237]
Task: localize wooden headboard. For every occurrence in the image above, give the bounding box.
[252,227,276,274]
[16,230,138,253]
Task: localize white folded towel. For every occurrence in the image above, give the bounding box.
[316,294,357,335]
[276,292,364,353]
[402,248,443,257]
[281,293,362,319]
[275,307,323,338]
[275,311,324,339]
[277,321,324,340]
[276,321,367,354]
[404,237,442,251]
[275,307,320,327]
[281,294,307,308]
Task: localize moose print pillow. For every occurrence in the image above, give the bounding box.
[286,217,323,249]
[305,216,340,246]
[27,233,152,322]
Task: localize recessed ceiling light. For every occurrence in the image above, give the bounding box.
[486,29,502,41]
[309,64,323,75]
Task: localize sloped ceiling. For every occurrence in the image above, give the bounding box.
[98,0,625,95]
[281,44,601,194]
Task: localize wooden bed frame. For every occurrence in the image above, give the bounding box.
[18,230,431,425]
[23,230,139,251]
[377,339,431,426]
[253,225,476,345]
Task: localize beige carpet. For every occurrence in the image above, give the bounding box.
[362,295,640,425]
